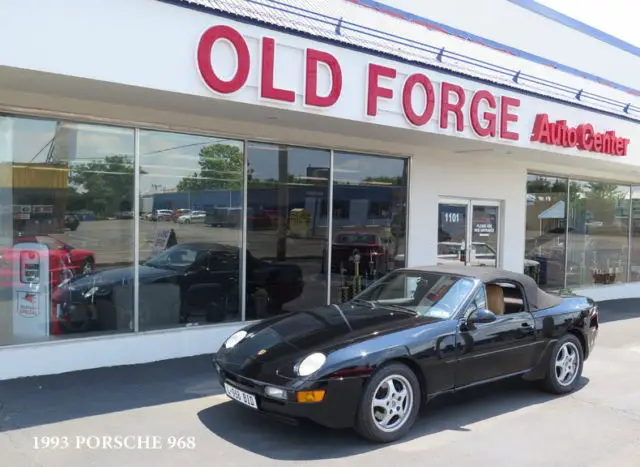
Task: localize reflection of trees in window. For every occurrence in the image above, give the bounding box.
[176,144,244,191]
[69,155,135,218]
[361,176,403,186]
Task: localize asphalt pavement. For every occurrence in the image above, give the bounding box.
[1,299,639,467]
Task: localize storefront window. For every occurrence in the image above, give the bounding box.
[524,175,568,289]
[0,113,412,347]
[330,152,408,304]
[0,116,135,346]
[138,130,244,329]
[566,181,630,287]
[245,143,329,318]
[630,187,640,281]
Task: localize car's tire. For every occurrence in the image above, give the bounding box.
[354,362,421,443]
[541,334,584,394]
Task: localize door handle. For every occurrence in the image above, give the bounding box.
[521,323,532,328]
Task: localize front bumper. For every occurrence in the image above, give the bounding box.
[214,360,366,429]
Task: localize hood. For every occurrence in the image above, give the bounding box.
[62,265,178,290]
[217,303,431,381]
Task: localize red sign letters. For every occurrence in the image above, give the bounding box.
[530,114,630,156]
[196,24,521,141]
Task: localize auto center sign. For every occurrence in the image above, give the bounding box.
[196,24,521,142]
[530,113,631,156]
[195,24,631,155]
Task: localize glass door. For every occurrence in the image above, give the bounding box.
[438,200,469,265]
[469,203,500,267]
[438,199,501,268]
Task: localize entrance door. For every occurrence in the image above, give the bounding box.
[438,199,501,268]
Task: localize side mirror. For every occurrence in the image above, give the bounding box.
[469,308,497,325]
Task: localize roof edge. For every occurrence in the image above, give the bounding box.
[156,0,639,124]
[345,0,640,97]
[508,0,640,57]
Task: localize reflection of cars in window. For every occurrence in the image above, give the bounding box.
[64,214,80,231]
[172,209,191,222]
[0,235,95,291]
[177,211,206,224]
[116,211,134,220]
[215,265,599,443]
[145,209,173,221]
[206,207,243,228]
[321,231,390,276]
[51,243,304,333]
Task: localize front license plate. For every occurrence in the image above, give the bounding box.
[224,383,258,409]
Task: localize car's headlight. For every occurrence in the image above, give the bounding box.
[296,353,327,376]
[83,286,109,298]
[224,330,248,349]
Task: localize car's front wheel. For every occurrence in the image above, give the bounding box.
[542,334,584,394]
[354,362,421,443]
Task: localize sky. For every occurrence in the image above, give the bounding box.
[537,0,638,47]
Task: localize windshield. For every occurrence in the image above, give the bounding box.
[144,245,206,270]
[354,270,476,319]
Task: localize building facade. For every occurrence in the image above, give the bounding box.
[0,0,638,379]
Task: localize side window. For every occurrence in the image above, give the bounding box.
[466,286,487,315]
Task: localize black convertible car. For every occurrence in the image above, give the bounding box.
[214,265,599,443]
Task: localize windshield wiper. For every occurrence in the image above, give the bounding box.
[350,298,376,309]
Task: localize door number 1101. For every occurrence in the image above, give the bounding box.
[444,212,462,223]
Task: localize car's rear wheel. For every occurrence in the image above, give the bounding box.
[541,334,584,394]
[354,362,420,443]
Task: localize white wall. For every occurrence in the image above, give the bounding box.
[382,0,640,92]
[408,152,527,272]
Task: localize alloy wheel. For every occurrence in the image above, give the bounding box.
[370,374,414,433]
[555,341,580,387]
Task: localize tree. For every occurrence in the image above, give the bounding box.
[362,176,404,186]
[586,182,627,201]
[176,144,245,191]
[69,155,137,218]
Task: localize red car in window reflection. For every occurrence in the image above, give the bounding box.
[0,235,95,290]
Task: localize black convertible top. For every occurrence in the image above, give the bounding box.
[409,264,564,311]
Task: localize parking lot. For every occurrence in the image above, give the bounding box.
[54,218,317,265]
[1,300,639,467]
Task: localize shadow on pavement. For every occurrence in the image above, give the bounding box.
[597,299,640,324]
[0,354,222,432]
[198,375,589,461]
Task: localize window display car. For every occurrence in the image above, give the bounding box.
[214,265,599,443]
[51,243,304,332]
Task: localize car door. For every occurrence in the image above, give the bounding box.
[454,283,537,388]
